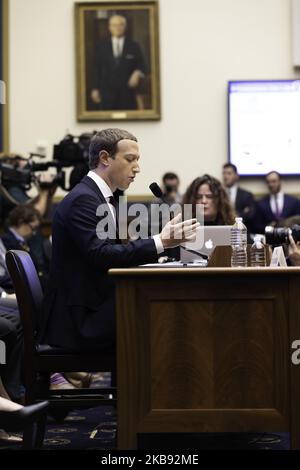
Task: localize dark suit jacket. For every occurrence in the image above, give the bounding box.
[255,193,300,233]
[94,37,146,110]
[39,176,158,351]
[1,230,47,287]
[235,187,255,218]
[1,230,27,252]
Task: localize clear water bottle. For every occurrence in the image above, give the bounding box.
[250,235,266,267]
[230,217,248,267]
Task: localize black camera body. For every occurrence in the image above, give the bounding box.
[265,225,300,245]
[0,132,95,193]
[53,132,95,167]
[0,158,63,191]
[0,162,32,188]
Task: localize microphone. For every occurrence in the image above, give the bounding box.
[149,182,208,260]
[149,182,164,201]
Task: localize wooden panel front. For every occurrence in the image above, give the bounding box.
[115,271,294,448]
[150,299,275,409]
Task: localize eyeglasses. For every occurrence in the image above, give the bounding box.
[27,222,38,235]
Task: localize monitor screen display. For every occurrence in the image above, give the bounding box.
[228,80,300,176]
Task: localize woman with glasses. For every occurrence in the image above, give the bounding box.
[182,174,235,225]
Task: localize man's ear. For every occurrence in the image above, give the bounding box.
[99,150,110,167]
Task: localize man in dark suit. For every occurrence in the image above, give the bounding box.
[39,128,199,352]
[0,205,48,285]
[90,14,146,110]
[1,205,41,254]
[222,163,255,230]
[255,171,300,233]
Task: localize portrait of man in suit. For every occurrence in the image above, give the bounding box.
[90,14,146,111]
[76,2,160,121]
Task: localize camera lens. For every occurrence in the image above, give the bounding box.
[265,226,288,245]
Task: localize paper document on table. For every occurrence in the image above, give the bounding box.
[139,261,207,268]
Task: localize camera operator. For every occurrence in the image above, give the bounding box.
[0,154,57,220]
[0,155,58,286]
[288,232,300,266]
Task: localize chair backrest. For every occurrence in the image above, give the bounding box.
[5,250,44,354]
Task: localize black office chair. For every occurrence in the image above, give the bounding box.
[0,401,49,449]
[5,249,116,447]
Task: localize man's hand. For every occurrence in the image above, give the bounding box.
[288,232,300,266]
[91,89,102,103]
[128,70,143,88]
[32,174,57,216]
[159,213,200,249]
[36,173,57,194]
[37,173,55,185]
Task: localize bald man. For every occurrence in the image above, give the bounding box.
[90,14,146,110]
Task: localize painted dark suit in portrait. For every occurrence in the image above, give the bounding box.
[93,36,146,110]
[90,14,147,111]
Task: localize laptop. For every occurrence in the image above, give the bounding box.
[180,225,232,262]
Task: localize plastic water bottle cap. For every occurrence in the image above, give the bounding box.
[235,217,243,222]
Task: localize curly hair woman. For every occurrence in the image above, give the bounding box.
[182,174,235,225]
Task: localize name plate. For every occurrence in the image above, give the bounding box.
[111,112,127,120]
[270,246,287,267]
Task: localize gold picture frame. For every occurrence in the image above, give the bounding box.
[75,0,161,121]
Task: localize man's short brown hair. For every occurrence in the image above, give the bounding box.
[89,128,137,170]
[7,205,41,228]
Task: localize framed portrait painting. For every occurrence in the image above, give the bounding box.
[75,1,161,121]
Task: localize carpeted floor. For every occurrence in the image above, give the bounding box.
[0,372,290,450]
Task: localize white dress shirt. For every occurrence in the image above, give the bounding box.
[87,170,115,222]
[112,36,125,59]
[227,184,238,206]
[87,171,164,254]
[270,191,284,217]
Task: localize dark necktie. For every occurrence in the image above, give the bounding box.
[20,241,30,252]
[108,195,118,215]
[115,40,122,65]
[274,194,280,219]
[108,196,120,241]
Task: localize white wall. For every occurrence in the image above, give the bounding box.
[9,0,300,196]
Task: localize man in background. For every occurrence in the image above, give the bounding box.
[222,163,255,229]
[255,171,300,233]
[0,205,48,288]
[161,172,182,205]
[90,14,146,110]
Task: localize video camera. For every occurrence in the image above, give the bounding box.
[265,225,300,245]
[0,132,96,192]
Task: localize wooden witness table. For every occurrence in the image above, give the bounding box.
[109,265,300,450]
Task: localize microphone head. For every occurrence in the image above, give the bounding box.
[149,182,163,199]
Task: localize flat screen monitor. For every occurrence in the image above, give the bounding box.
[228,80,300,176]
